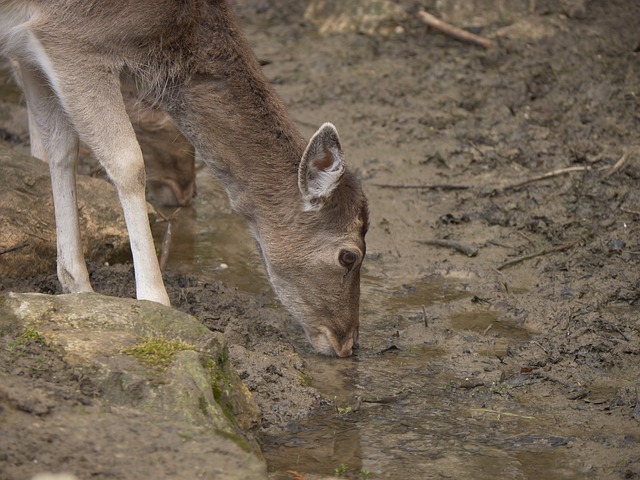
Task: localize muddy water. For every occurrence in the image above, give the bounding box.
[154,170,583,480]
[151,169,271,295]
[263,291,578,480]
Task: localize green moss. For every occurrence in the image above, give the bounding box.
[298,371,313,387]
[122,337,195,368]
[214,428,252,454]
[21,327,45,343]
[216,348,229,367]
[5,326,47,352]
[204,357,239,425]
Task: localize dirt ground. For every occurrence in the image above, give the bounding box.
[1,0,640,478]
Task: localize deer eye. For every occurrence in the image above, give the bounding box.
[339,250,359,271]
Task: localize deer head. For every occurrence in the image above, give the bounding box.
[253,123,368,357]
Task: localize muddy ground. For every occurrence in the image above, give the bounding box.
[1,0,640,478]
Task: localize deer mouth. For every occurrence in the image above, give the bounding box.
[307,326,358,358]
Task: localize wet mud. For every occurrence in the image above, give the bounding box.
[1,1,640,478]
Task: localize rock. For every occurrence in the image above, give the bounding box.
[0,292,266,479]
[0,146,131,279]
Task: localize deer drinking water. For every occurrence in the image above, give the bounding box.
[0,0,368,357]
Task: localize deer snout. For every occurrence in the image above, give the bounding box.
[334,336,355,358]
[310,326,358,358]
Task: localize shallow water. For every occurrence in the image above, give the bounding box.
[261,286,576,480]
[153,170,583,480]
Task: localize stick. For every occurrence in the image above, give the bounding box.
[487,240,514,249]
[371,182,471,191]
[621,207,640,216]
[286,471,307,480]
[602,151,628,179]
[613,325,630,342]
[497,240,579,270]
[498,166,591,192]
[420,238,479,257]
[516,230,535,246]
[498,158,625,193]
[0,241,30,256]
[418,10,495,49]
[159,221,172,272]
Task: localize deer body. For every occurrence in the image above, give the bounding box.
[0,0,368,357]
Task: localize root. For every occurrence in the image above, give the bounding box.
[497,240,580,270]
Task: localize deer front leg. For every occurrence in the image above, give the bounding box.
[51,67,170,306]
[18,62,92,293]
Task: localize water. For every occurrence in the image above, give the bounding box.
[151,168,271,295]
[260,286,573,480]
[154,169,580,480]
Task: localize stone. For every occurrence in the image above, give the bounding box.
[0,146,131,279]
[0,292,266,479]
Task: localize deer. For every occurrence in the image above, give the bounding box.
[122,87,198,208]
[0,0,369,357]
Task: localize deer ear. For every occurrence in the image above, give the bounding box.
[298,123,345,212]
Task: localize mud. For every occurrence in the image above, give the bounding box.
[1,0,640,478]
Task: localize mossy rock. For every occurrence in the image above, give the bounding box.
[0,292,263,457]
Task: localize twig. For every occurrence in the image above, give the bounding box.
[421,304,428,328]
[0,241,30,256]
[159,221,172,272]
[497,158,627,193]
[497,240,580,270]
[471,408,535,420]
[602,151,628,179]
[531,341,549,355]
[516,231,536,246]
[613,325,630,342]
[418,10,495,49]
[621,207,640,216]
[382,223,402,258]
[487,240,514,249]
[498,166,591,192]
[286,471,307,480]
[419,238,479,257]
[371,182,470,191]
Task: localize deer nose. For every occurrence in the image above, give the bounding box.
[335,336,356,358]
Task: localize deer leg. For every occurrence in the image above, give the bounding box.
[26,105,47,161]
[44,61,170,306]
[10,59,47,160]
[18,62,91,292]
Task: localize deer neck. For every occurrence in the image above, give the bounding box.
[171,62,305,226]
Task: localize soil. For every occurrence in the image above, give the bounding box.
[1,0,640,478]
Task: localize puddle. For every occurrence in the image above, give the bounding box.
[262,343,577,480]
[151,168,271,295]
[385,278,471,310]
[449,311,531,341]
